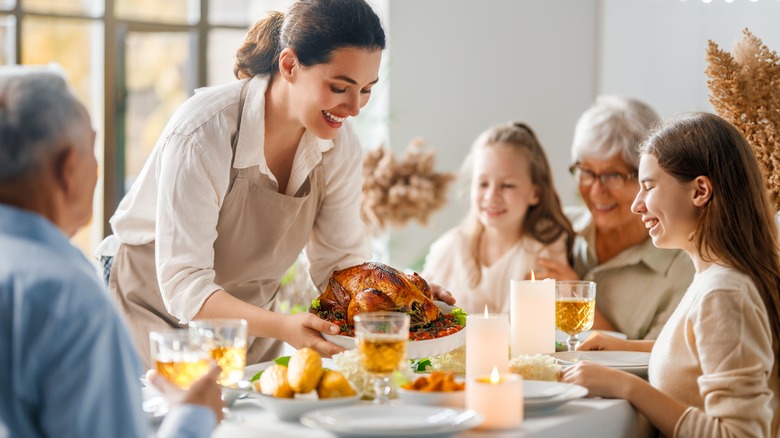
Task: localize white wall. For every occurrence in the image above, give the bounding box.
[387,0,599,270]
[385,0,780,270]
[599,0,780,117]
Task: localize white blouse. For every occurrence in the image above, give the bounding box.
[98,75,370,321]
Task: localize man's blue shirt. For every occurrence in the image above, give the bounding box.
[0,204,214,438]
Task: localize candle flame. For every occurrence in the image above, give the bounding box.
[490,366,500,384]
[531,270,536,282]
[484,304,489,318]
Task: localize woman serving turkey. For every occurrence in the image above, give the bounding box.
[99,0,452,368]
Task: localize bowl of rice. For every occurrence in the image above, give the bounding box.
[508,354,561,381]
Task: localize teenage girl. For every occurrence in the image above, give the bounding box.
[563,112,780,437]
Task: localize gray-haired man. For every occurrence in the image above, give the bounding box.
[0,65,222,438]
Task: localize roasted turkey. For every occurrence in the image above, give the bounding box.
[311,262,442,329]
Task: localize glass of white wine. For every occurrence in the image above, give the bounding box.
[354,312,410,404]
[555,281,597,352]
[188,319,248,387]
[149,329,212,389]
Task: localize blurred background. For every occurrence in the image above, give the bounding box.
[6,0,779,273]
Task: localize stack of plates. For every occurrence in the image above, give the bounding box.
[555,329,628,344]
[300,405,482,438]
[551,351,650,377]
[524,381,588,413]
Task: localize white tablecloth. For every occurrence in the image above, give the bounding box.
[212,397,638,438]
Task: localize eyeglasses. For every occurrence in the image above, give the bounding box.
[569,165,638,190]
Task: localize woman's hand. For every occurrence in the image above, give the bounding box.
[282,312,346,358]
[197,291,345,357]
[578,332,630,351]
[428,282,456,305]
[578,332,654,352]
[562,355,686,436]
[148,364,225,423]
[560,362,637,399]
[533,258,579,281]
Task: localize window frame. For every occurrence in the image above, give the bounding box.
[4,0,248,237]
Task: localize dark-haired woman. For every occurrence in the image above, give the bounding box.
[99,0,391,367]
[562,113,780,437]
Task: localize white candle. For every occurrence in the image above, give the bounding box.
[510,275,555,357]
[466,367,523,429]
[465,306,509,383]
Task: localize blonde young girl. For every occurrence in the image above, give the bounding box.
[563,113,780,437]
[423,122,574,314]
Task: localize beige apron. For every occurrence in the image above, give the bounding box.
[110,81,325,368]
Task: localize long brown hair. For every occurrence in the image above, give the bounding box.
[641,112,780,362]
[234,0,386,79]
[462,122,575,287]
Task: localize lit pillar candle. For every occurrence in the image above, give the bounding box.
[510,274,555,357]
[466,366,523,429]
[465,306,509,383]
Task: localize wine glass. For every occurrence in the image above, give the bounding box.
[188,319,248,387]
[555,281,596,352]
[353,312,410,404]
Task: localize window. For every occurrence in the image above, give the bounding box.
[0,0,290,257]
[2,0,389,259]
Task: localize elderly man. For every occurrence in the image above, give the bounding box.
[0,66,222,437]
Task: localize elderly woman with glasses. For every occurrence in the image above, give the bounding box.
[536,96,694,340]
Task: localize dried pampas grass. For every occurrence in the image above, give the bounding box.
[706,28,780,209]
[361,138,455,233]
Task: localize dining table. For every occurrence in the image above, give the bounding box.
[211,396,639,438]
[202,334,649,438]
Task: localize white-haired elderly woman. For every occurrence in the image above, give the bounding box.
[536,96,694,340]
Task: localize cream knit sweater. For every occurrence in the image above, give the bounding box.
[649,264,779,437]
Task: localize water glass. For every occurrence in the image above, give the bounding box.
[189,319,248,387]
[149,329,212,389]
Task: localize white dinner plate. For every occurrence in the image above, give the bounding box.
[555,329,628,343]
[523,380,569,399]
[249,390,361,422]
[551,351,650,368]
[321,302,466,359]
[550,351,650,378]
[523,381,588,413]
[300,405,482,438]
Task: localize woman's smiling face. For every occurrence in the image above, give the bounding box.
[288,46,382,140]
[631,154,700,251]
[577,155,640,234]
